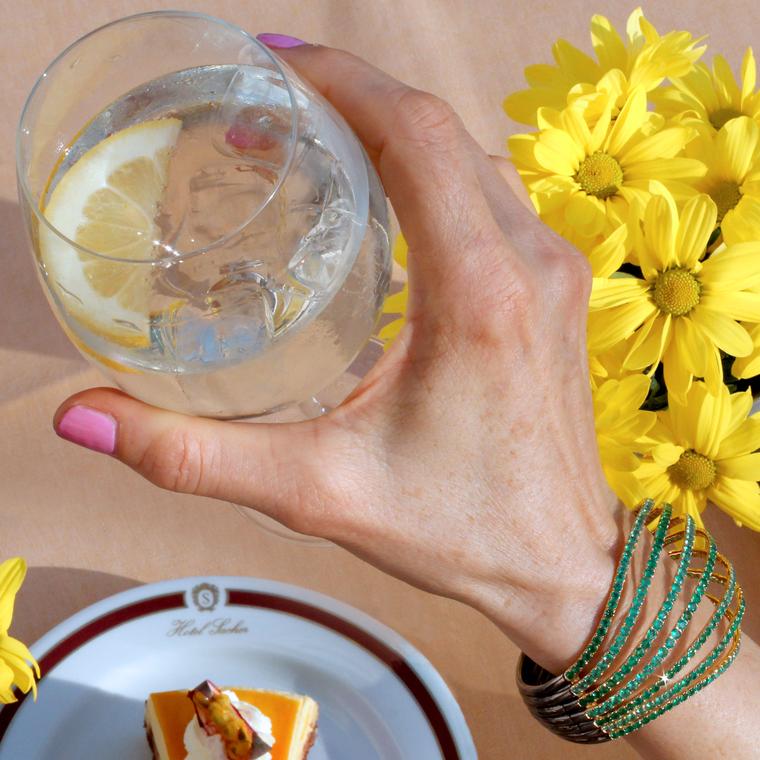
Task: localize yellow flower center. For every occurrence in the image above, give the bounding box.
[709,107,743,130]
[653,268,701,316]
[710,180,743,223]
[575,152,624,199]
[668,450,717,491]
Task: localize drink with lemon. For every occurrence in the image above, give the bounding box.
[19,13,391,418]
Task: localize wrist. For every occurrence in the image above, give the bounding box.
[472,498,625,674]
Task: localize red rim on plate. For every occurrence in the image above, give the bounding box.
[0,584,464,758]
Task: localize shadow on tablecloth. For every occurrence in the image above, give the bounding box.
[11,566,142,645]
[0,199,80,362]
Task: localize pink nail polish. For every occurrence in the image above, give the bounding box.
[256,33,308,49]
[56,406,117,455]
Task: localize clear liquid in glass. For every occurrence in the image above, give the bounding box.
[39,64,391,418]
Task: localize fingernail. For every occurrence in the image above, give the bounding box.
[56,406,117,455]
[257,33,308,49]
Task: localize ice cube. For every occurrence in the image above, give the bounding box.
[287,200,358,291]
[151,276,275,369]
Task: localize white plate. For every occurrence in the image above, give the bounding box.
[0,577,476,759]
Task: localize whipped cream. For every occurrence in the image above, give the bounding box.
[184,690,275,760]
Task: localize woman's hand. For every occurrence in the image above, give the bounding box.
[54,43,621,674]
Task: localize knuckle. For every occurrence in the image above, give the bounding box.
[394,89,461,146]
[137,428,219,496]
[546,250,592,305]
[313,45,359,76]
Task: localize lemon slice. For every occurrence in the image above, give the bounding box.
[40,118,182,347]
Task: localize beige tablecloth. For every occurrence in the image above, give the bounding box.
[2,2,760,758]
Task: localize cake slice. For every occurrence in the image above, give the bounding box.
[145,680,318,760]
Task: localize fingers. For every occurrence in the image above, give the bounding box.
[53,388,336,532]
[270,43,505,305]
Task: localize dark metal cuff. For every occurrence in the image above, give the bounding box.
[516,654,609,744]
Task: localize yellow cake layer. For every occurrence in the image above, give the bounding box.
[145,687,318,760]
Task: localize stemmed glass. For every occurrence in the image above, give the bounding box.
[17,12,392,540]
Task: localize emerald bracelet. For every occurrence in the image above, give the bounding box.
[516,500,743,744]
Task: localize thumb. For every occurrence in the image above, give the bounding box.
[53,388,331,532]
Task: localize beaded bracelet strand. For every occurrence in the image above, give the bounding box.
[579,514,696,710]
[571,503,673,697]
[585,521,715,720]
[516,499,743,743]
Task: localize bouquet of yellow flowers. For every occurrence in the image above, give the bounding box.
[0,558,39,704]
[504,8,760,529]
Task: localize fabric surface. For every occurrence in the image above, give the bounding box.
[2,2,760,757]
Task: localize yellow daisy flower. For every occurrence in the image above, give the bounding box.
[505,8,705,126]
[634,382,760,529]
[588,191,760,400]
[594,374,656,507]
[689,116,760,244]
[510,89,705,253]
[377,234,409,349]
[0,558,39,703]
[651,48,760,131]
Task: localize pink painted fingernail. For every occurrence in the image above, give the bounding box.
[56,406,117,455]
[256,33,308,49]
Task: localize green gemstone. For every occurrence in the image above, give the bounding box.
[574,505,673,696]
[594,522,722,725]
[565,500,656,682]
[604,599,743,735]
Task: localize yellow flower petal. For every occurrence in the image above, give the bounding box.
[728,388,754,435]
[606,88,647,155]
[377,318,405,347]
[590,14,626,72]
[564,192,606,236]
[533,139,577,176]
[590,103,613,152]
[538,128,585,170]
[717,116,759,181]
[718,415,760,459]
[508,134,540,169]
[713,54,741,107]
[721,196,760,244]
[741,48,757,104]
[504,90,557,126]
[626,313,669,370]
[623,157,706,182]
[643,192,678,267]
[681,489,707,525]
[590,277,649,309]
[662,339,694,402]
[691,307,753,357]
[619,127,693,165]
[588,223,628,277]
[700,291,760,322]
[0,635,39,698]
[382,290,409,314]
[708,477,760,530]
[0,660,15,701]
[674,194,717,268]
[651,442,684,466]
[392,234,408,268]
[732,322,760,379]
[700,242,760,288]
[718,453,760,481]
[552,38,601,82]
[587,298,657,353]
[670,382,731,458]
[0,559,25,634]
[560,107,592,154]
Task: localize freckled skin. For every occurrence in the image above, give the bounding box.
[55,43,760,759]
